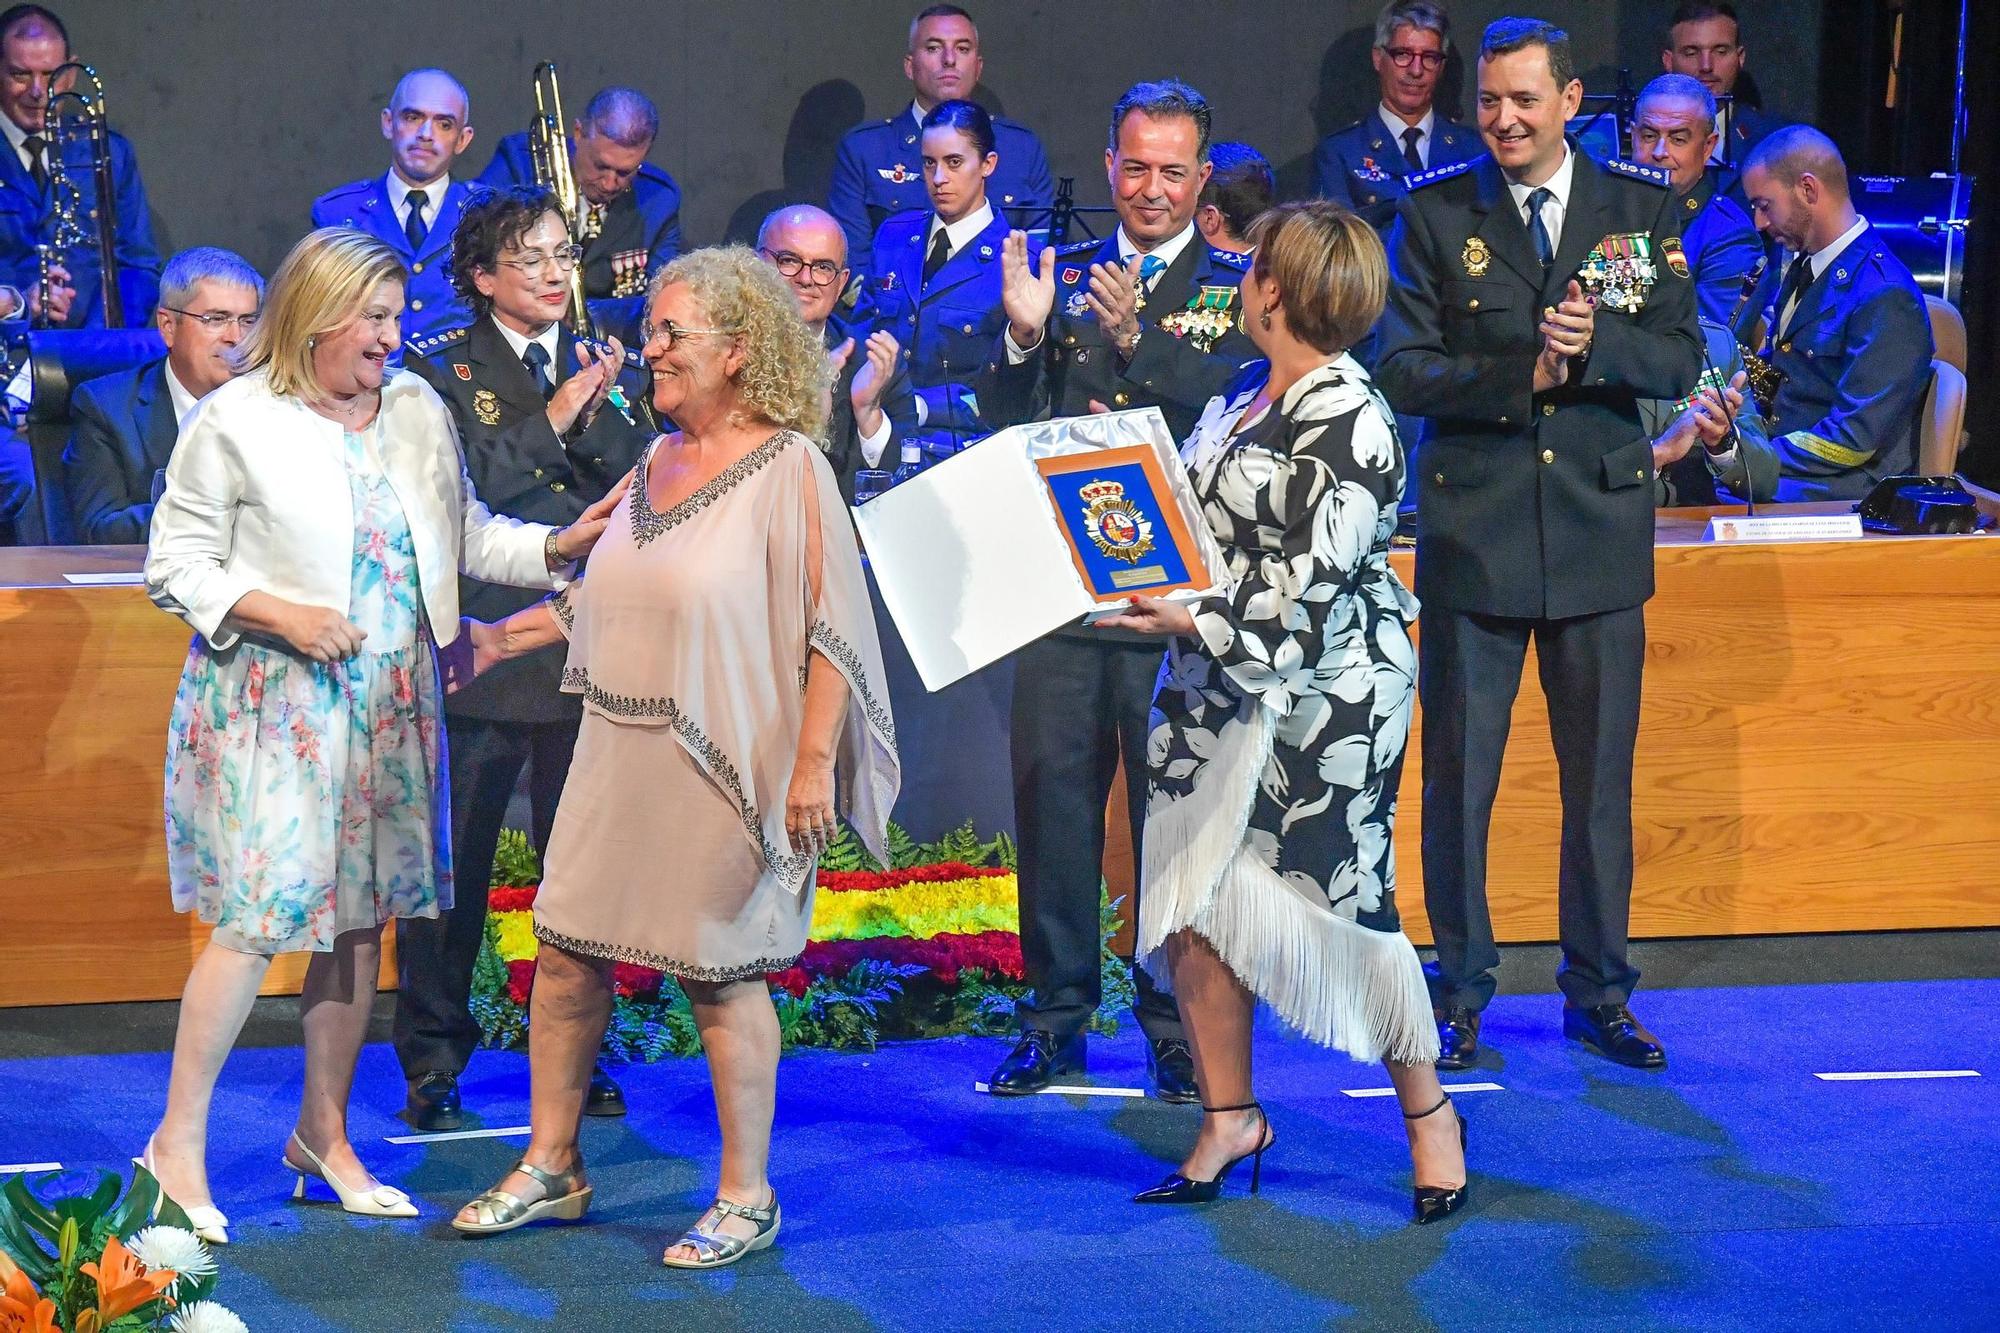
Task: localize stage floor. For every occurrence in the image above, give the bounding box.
[2,938,1994,1331]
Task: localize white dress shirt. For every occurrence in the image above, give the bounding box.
[1,115,39,178]
[386,171,446,235]
[490,315,565,387]
[1378,104,1437,169]
[164,362,200,427]
[925,200,995,271]
[1505,141,1575,258]
[1778,214,1869,336]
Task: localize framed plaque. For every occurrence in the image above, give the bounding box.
[1034,445,1210,600]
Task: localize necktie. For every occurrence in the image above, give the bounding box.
[1138,254,1167,289]
[404,188,430,251]
[523,341,554,402]
[922,227,951,285]
[1525,187,1555,270]
[1400,126,1425,174]
[1775,251,1813,336]
[22,134,44,192]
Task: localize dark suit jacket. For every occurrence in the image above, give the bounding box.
[62,357,180,545]
[821,312,917,504]
[1377,147,1701,620]
[979,231,1260,445]
[405,316,651,722]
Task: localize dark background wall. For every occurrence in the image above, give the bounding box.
[55,0,1823,275]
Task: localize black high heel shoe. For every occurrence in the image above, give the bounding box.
[1133,1101,1273,1204]
[1406,1092,1469,1225]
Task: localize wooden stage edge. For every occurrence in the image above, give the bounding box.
[7,510,2000,1007]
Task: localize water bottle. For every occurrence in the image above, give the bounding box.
[890,440,925,488]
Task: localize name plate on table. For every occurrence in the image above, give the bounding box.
[1705,513,1864,543]
[1035,446,1209,609]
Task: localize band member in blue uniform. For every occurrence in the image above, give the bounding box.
[1739,126,1933,501]
[477,86,682,347]
[0,4,161,325]
[395,186,651,1130]
[1376,19,1700,1073]
[1661,2,1784,169]
[311,67,478,345]
[864,100,1019,449]
[829,5,1052,265]
[1316,2,1481,231]
[979,80,1257,1101]
[1631,74,1765,338]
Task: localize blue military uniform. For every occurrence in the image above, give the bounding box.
[829,106,1052,265]
[0,129,161,327]
[1677,166,1767,339]
[864,206,1024,440]
[1315,111,1481,230]
[1644,318,1777,506]
[1757,222,1933,501]
[477,132,682,346]
[310,175,474,344]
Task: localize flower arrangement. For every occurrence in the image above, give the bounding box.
[0,1169,244,1332]
[470,821,1135,1057]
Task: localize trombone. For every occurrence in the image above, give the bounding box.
[528,62,595,342]
[40,61,122,328]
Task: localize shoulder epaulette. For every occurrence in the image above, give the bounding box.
[1606,158,1672,188]
[1207,247,1251,271]
[1405,158,1475,190]
[1056,238,1100,256]
[621,343,646,368]
[404,326,468,358]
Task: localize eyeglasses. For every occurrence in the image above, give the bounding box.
[640,320,740,349]
[494,245,585,275]
[759,248,844,287]
[1384,47,1446,70]
[164,307,259,331]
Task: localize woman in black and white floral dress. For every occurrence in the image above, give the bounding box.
[1097,202,1467,1223]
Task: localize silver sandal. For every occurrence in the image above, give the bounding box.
[660,1191,781,1269]
[452,1158,592,1236]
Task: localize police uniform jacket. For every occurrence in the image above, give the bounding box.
[1757,222,1932,502]
[477,131,683,345]
[310,176,474,344]
[981,231,1258,445]
[405,316,650,722]
[829,106,1052,265]
[1314,112,1481,230]
[1679,167,1766,339]
[1376,147,1701,620]
[0,128,161,327]
[865,205,1019,436]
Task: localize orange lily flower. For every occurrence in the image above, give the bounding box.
[77,1233,176,1324]
[0,1253,58,1333]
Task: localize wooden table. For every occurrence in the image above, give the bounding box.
[6,511,1998,1007]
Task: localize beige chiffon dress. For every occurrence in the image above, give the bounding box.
[534,429,900,980]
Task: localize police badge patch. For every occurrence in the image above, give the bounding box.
[1077,477,1155,565]
[1659,236,1690,279]
[1578,232,1659,312]
[473,389,502,426]
[453,363,471,381]
[1461,236,1492,277]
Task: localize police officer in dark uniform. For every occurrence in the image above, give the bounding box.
[0,4,161,326]
[1316,2,1481,232]
[978,80,1257,1101]
[312,67,479,345]
[828,5,1052,267]
[1377,19,1699,1073]
[865,100,1022,449]
[1631,74,1766,339]
[477,86,682,347]
[394,186,651,1131]
[1739,125,1933,501]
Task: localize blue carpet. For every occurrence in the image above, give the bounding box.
[2,979,1995,1331]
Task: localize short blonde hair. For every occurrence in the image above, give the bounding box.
[1247,201,1388,356]
[235,227,407,400]
[650,245,833,439]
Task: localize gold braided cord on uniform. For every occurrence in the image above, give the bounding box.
[1789,432,1876,468]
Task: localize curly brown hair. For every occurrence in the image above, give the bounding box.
[651,246,834,439]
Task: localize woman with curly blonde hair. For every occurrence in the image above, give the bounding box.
[448,246,900,1268]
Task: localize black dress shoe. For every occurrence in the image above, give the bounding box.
[405,1072,463,1132]
[1434,1007,1482,1071]
[1563,1003,1667,1069]
[1147,1037,1199,1104]
[583,1063,628,1117]
[987,1030,1085,1095]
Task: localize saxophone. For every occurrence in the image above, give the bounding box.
[1730,253,1782,413]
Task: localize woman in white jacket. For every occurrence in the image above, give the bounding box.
[140,228,625,1240]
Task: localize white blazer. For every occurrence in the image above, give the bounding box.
[146,367,562,651]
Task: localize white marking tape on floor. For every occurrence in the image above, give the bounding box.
[0,1162,61,1175]
[1813,1070,1981,1082]
[972,1081,1146,1098]
[1343,1082,1506,1098]
[383,1125,533,1145]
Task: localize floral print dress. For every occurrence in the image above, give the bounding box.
[164,425,449,954]
[1135,356,1438,1064]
